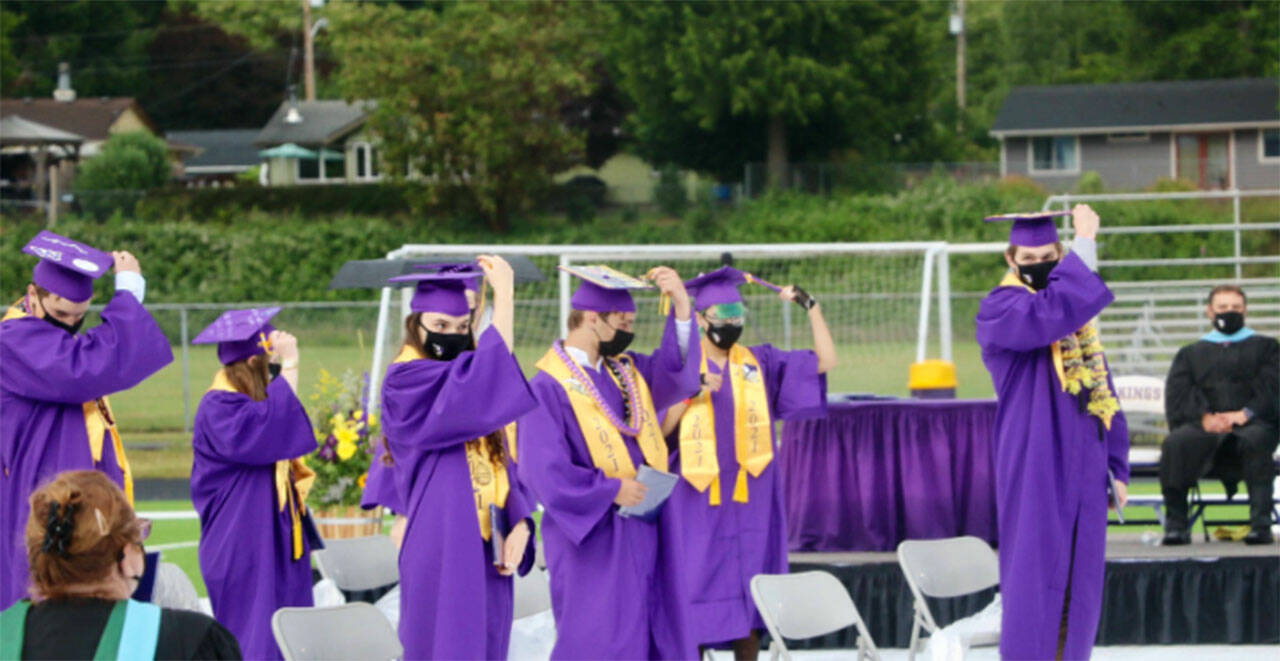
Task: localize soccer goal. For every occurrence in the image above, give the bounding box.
[365,242,955,413]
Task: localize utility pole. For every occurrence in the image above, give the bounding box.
[953,0,966,132]
[302,0,316,101]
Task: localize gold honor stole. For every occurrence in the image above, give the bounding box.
[392,345,510,541]
[997,271,1119,429]
[678,339,773,505]
[2,301,135,503]
[207,371,315,560]
[534,348,669,478]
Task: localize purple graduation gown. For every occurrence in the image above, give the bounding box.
[520,312,702,660]
[0,291,172,608]
[663,344,827,646]
[975,252,1129,660]
[191,377,317,661]
[382,327,539,660]
[361,438,404,514]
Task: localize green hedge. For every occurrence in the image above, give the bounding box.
[3,176,1275,303]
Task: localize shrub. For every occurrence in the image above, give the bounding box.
[73,132,171,219]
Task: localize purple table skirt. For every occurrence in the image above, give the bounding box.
[781,398,999,552]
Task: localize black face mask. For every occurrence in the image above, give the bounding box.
[268,363,282,380]
[1213,311,1245,335]
[1017,260,1059,291]
[707,323,743,350]
[42,313,84,335]
[596,322,634,358]
[424,331,472,361]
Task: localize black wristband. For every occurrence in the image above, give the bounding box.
[793,286,817,310]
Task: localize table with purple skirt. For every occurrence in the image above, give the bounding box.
[781,398,999,552]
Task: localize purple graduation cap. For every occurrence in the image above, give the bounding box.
[22,230,115,303]
[984,210,1071,247]
[192,307,282,365]
[389,263,482,316]
[683,266,747,311]
[414,263,483,293]
[560,265,653,313]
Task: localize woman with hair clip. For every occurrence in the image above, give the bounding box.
[189,308,317,660]
[380,256,539,660]
[0,470,240,659]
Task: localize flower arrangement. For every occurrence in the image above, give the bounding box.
[305,369,380,509]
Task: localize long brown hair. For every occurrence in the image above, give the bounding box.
[26,470,142,601]
[386,313,506,466]
[224,353,271,402]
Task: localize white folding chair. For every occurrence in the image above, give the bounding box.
[311,535,400,592]
[897,536,1000,661]
[513,567,553,619]
[749,571,879,661]
[272,602,402,661]
[151,562,202,613]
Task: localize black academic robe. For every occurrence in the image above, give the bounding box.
[19,598,243,660]
[1163,333,1280,489]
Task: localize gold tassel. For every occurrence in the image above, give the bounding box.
[709,475,722,506]
[658,293,671,316]
[733,468,749,503]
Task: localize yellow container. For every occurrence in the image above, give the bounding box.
[909,360,957,398]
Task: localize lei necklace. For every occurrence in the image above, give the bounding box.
[553,340,644,436]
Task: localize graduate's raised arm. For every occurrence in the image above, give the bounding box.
[781,284,837,374]
[381,327,537,451]
[1,285,171,405]
[195,378,315,466]
[477,254,515,351]
[630,266,701,411]
[975,258,1114,353]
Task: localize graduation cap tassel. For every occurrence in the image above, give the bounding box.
[474,273,489,328]
[658,292,671,317]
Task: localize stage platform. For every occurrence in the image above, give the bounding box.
[786,532,1279,649]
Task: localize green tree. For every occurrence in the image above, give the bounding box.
[608,1,936,185]
[0,1,164,98]
[74,131,172,219]
[331,1,592,231]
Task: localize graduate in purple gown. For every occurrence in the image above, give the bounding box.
[974,205,1130,660]
[659,266,833,659]
[1,231,172,609]
[360,265,487,548]
[190,308,317,660]
[519,264,702,660]
[381,257,539,660]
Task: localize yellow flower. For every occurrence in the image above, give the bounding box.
[330,413,346,429]
[358,473,368,489]
[367,414,379,429]
[353,410,364,421]
[334,424,359,445]
[336,439,358,461]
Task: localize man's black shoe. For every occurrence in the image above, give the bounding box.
[1244,527,1275,545]
[1161,529,1191,546]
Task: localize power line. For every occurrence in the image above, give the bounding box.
[145,51,262,111]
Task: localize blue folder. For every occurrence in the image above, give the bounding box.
[618,465,679,522]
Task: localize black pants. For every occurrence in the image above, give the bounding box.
[1159,420,1279,489]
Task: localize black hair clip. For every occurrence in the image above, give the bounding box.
[42,502,77,557]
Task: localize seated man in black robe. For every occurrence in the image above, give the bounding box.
[1161,285,1279,545]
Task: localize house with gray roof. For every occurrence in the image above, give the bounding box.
[169,129,261,186]
[991,78,1279,191]
[253,99,381,186]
